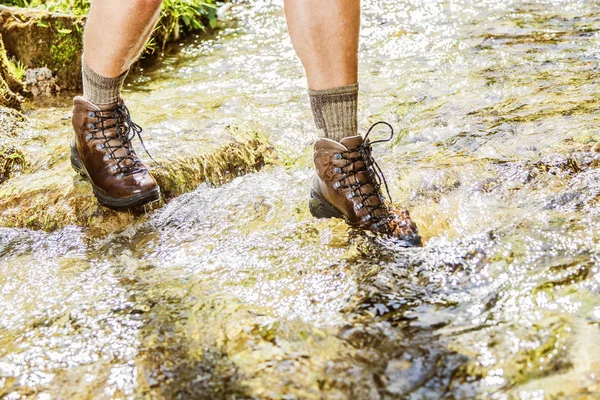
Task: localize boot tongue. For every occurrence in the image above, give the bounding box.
[95,99,136,169]
[96,98,122,111]
[340,135,386,214]
[340,135,364,151]
[97,103,118,112]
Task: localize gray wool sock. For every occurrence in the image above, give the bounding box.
[309,83,359,142]
[81,55,128,105]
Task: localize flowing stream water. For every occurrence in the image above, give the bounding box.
[2,0,600,398]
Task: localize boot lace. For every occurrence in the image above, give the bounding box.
[86,103,153,178]
[332,121,395,226]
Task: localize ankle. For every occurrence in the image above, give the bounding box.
[81,55,128,106]
[309,83,359,142]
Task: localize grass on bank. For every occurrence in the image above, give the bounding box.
[5,58,25,83]
[0,0,218,52]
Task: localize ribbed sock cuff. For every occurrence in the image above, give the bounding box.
[309,83,359,142]
[81,55,128,105]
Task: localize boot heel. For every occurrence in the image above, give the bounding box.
[70,145,87,179]
[309,190,344,219]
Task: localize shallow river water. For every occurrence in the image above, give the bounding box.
[2,0,600,398]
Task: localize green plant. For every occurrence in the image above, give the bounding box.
[5,58,25,83]
[0,0,90,14]
[154,0,218,49]
[0,0,219,53]
[0,0,31,7]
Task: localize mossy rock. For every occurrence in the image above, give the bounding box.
[0,128,275,234]
[449,317,572,392]
[0,105,25,139]
[152,128,275,198]
[0,33,23,109]
[0,145,26,184]
[0,106,26,183]
[0,5,85,90]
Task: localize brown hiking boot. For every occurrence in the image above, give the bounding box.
[310,122,421,246]
[70,96,160,209]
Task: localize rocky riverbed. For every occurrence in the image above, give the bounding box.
[1,0,600,398]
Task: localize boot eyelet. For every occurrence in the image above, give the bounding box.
[111,165,118,172]
[333,167,342,174]
[85,134,93,141]
[103,155,110,162]
[355,203,364,211]
[346,192,354,200]
[96,144,103,151]
[88,111,95,118]
[117,173,124,179]
[87,123,95,130]
[333,182,341,189]
[333,153,342,160]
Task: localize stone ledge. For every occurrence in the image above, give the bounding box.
[0,128,275,234]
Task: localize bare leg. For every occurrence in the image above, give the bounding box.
[84,0,163,78]
[70,0,162,209]
[284,0,360,90]
[289,1,420,243]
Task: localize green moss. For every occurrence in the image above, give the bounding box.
[0,145,25,184]
[49,19,83,70]
[153,127,276,199]
[511,322,572,385]
[6,0,218,56]
[451,319,572,390]
[5,57,25,84]
[2,0,90,15]
[0,35,23,109]
[0,127,275,233]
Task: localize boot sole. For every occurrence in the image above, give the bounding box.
[309,189,422,247]
[309,190,344,219]
[70,145,160,210]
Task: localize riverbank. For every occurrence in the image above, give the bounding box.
[0,0,220,108]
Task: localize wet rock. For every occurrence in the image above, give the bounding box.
[450,318,572,391]
[533,154,581,176]
[23,67,60,97]
[542,191,584,211]
[0,127,274,234]
[384,356,431,396]
[0,6,85,90]
[0,106,26,184]
[0,106,25,139]
[409,169,461,202]
[152,128,275,198]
